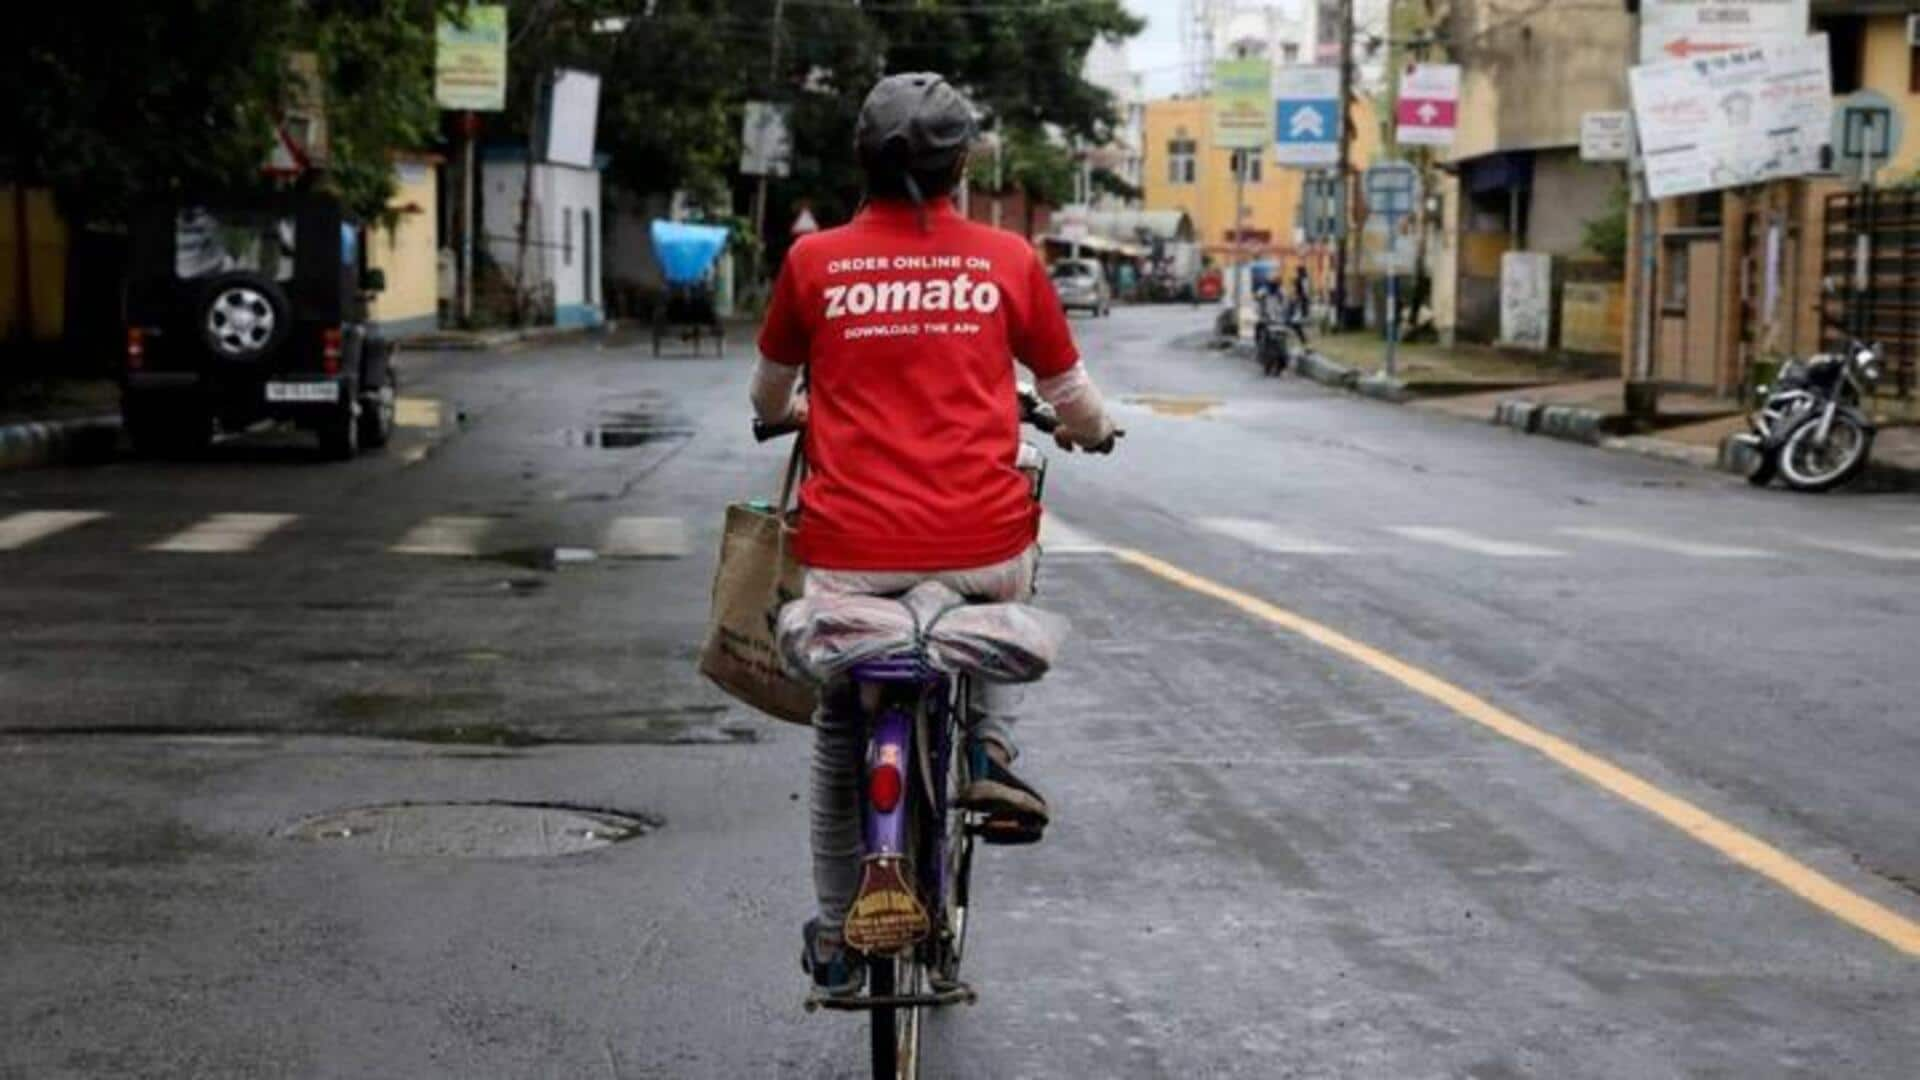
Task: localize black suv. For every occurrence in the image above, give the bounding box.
[123,194,398,460]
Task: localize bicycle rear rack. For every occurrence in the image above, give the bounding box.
[804,983,977,1013]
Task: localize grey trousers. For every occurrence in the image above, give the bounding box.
[804,546,1038,932]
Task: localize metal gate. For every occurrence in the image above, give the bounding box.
[1822,188,1920,398]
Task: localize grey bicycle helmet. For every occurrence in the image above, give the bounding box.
[855,73,977,195]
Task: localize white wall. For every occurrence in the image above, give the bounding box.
[481,157,603,325]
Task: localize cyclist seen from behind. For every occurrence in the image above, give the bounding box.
[751,73,1120,996]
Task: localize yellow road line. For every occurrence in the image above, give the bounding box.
[1112,546,1920,958]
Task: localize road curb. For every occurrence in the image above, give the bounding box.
[1534,404,1607,446]
[1355,372,1410,403]
[0,415,122,472]
[1492,399,1543,433]
[397,321,621,352]
[1298,351,1360,390]
[1603,434,1722,471]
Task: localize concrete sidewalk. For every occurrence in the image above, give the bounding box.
[0,378,123,471]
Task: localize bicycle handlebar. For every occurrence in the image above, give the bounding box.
[753,418,803,442]
[753,388,1067,441]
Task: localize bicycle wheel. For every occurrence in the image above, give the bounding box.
[872,763,929,1080]
[869,955,898,1077]
[940,688,977,976]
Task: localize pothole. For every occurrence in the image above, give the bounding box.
[283,801,657,858]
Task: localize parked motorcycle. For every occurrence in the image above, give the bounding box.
[1738,327,1884,492]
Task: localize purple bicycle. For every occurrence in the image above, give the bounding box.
[810,655,984,1078]
[759,388,1069,1078]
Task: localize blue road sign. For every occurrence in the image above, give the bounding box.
[1274,66,1341,169]
[1363,161,1421,224]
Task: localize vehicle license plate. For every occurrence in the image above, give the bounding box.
[266,381,339,403]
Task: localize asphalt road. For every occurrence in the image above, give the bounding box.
[3,308,1918,1078]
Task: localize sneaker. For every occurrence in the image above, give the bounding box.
[957,741,1049,844]
[801,918,864,997]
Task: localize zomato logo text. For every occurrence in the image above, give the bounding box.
[824,275,1001,320]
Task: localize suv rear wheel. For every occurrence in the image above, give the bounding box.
[358,379,396,449]
[318,397,361,461]
[357,353,397,450]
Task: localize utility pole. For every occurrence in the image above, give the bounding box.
[1627,2,1659,415]
[1333,0,1355,330]
[1229,41,1252,327]
[751,0,786,285]
[458,111,478,326]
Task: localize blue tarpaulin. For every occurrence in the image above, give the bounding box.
[650,220,729,285]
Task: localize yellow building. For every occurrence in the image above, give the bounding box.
[366,152,443,336]
[1141,94,1381,273]
[0,187,69,348]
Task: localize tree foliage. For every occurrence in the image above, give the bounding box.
[1582,182,1629,269]
[8,0,1140,231]
[5,2,444,224]
[504,0,1140,222]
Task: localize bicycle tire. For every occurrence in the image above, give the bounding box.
[869,956,898,1078]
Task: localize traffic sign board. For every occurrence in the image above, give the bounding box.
[1363,161,1421,224]
[1639,0,1808,62]
[1274,66,1341,169]
[1831,90,1906,183]
[1301,170,1345,242]
[1396,64,1460,147]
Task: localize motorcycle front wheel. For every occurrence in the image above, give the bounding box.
[1777,411,1874,493]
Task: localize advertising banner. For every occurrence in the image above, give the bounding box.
[1639,0,1808,62]
[740,103,793,178]
[1629,35,1832,199]
[435,5,508,111]
[1212,59,1273,150]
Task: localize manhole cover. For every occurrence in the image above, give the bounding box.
[283,802,654,858]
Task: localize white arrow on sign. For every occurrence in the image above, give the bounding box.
[1416,101,1439,125]
[1289,108,1326,139]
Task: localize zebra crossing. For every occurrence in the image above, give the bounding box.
[0,509,692,560]
[5,506,1918,567]
[1199,517,1920,565]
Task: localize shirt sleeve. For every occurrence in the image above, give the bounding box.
[1010,249,1079,379]
[756,253,810,367]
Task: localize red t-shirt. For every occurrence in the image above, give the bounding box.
[757,198,1080,571]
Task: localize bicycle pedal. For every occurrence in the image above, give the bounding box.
[842,855,930,954]
[972,818,1044,846]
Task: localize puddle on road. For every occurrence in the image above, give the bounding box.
[559,424,696,449]
[485,548,597,572]
[1124,393,1222,418]
[283,801,658,858]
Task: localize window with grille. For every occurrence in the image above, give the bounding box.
[1168,137,1197,184]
